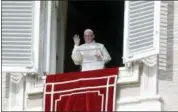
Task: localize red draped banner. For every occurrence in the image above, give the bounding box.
[44,67,118,112]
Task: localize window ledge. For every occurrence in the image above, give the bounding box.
[2,66,37,73]
[26,88,43,95]
[117,95,163,104]
[118,64,139,84]
[25,107,42,111]
[26,64,140,95]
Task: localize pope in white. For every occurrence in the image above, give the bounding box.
[71,29,111,71]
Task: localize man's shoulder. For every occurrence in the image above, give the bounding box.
[78,42,104,48]
[95,42,104,47]
[77,44,86,50]
[79,43,103,46]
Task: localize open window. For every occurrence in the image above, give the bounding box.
[56,1,125,73]
[2,1,41,73]
[56,1,162,73]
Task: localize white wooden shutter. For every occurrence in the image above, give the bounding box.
[2,1,41,72]
[123,1,161,63]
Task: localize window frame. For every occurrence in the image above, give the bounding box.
[54,1,140,84]
[26,0,142,97]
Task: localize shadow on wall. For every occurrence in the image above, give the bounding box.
[158,1,174,81]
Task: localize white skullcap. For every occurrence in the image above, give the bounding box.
[84,29,94,35]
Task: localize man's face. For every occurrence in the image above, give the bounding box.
[84,31,94,43]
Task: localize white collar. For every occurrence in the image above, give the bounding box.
[85,40,96,45]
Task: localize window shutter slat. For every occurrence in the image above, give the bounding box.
[123,1,161,63]
[2,1,41,73]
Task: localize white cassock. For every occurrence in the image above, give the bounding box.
[71,41,111,71]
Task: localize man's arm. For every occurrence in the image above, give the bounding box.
[71,34,82,65]
[71,45,82,65]
[101,45,111,64]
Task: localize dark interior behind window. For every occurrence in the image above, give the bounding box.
[64,1,124,72]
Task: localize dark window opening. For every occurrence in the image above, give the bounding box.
[64,1,125,72]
